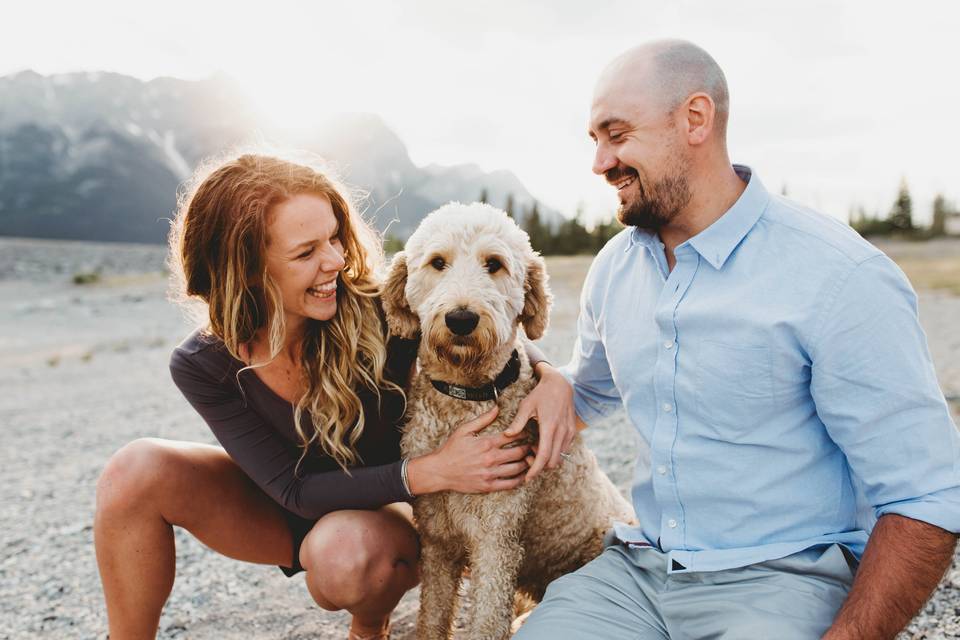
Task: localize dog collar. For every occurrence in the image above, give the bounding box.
[429,350,521,401]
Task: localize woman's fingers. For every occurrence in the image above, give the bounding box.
[548,427,571,469]
[457,406,500,436]
[495,461,530,479]
[492,444,531,465]
[492,428,530,449]
[526,424,555,479]
[561,431,576,459]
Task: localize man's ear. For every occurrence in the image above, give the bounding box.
[519,252,552,340]
[382,252,420,339]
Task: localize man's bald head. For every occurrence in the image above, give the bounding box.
[597,39,730,140]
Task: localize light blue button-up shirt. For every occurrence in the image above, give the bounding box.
[560,164,960,574]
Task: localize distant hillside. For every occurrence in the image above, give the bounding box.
[0,70,562,243]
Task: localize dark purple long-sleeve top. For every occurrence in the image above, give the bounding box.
[168,324,418,519]
[168,320,549,521]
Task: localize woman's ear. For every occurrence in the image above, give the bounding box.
[519,252,552,340]
[382,252,420,339]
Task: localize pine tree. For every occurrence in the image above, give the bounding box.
[850,204,891,238]
[887,178,914,233]
[478,187,489,204]
[504,193,515,219]
[591,216,623,252]
[523,201,550,254]
[383,234,404,254]
[931,194,948,237]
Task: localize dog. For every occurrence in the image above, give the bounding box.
[383,202,636,640]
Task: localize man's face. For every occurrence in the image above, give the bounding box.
[589,81,692,230]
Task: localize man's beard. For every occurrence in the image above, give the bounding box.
[609,161,692,231]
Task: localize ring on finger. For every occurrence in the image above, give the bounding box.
[559,451,572,460]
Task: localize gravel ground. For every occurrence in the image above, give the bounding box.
[2,237,959,639]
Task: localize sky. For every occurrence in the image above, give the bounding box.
[3,0,958,224]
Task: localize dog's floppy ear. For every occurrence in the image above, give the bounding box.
[520,253,552,340]
[382,252,420,339]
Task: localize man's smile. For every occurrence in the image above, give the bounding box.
[615,175,637,192]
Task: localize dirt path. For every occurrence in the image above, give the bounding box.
[2,242,958,639]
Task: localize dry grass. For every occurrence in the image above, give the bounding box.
[892,256,960,296]
[545,240,960,297]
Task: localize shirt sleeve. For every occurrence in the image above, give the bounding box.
[521,338,550,370]
[557,257,623,424]
[809,253,960,533]
[168,348,412,520]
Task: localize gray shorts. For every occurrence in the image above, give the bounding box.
[515,533,858,640]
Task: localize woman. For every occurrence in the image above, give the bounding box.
[93,152,577,640]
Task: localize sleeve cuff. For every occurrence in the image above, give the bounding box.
[875,489,960,534]
[522,338,551,370]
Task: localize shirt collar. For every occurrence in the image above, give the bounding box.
[626,164,769,270]
[686,164,768,269]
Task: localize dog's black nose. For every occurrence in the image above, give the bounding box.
[445,308,479,336]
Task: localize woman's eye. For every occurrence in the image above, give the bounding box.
[298,248,314,259]
[430,257,446,271]
[485,258,503,274]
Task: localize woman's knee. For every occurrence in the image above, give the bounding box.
[300,512,379,575]
[95,438,178,517]
[299,511,418,609]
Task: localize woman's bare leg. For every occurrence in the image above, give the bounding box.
[299,502,421,636]
[94,438,293,640]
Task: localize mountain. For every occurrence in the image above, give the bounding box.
[0,70,562,244]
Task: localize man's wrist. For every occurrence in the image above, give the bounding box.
[533,360,553,380]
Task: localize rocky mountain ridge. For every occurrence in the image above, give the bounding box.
[0,70,560,243]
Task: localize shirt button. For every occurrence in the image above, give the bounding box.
[662,403,673,413]
[657,465,667,475]
[668,519,678,528]
[664,340,674,349]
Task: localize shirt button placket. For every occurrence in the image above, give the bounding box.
[656,250,695,549]
[653,292,682,547]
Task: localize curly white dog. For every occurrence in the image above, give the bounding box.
[383,202,636,640]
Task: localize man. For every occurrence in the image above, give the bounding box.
[513,39,960,639]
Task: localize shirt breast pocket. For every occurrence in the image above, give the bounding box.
[695,340,775,432]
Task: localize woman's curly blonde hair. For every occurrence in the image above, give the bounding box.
[166,150,401,472]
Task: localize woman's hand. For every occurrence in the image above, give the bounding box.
[504,362,577,481]
[407,406,533,495]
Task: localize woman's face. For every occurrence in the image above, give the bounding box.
[263,193,346,331]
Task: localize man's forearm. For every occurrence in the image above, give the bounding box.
[823,513,957,640]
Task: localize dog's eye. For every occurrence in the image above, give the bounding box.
[485,258,503,274]
[430,257,446,271]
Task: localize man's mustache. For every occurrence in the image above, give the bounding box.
[605,166,638,184]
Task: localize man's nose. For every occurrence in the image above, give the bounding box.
[593,143,617,176]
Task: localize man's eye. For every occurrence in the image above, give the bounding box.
[430,257,446,270]
[485,258,503,274]
[609,132,624,142]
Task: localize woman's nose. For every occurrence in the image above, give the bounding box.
[321,244,346,272]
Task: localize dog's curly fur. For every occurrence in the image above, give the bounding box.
[383,202,636,640]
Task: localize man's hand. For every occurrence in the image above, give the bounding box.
[504,362,578,481]
[822,514,957,640]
